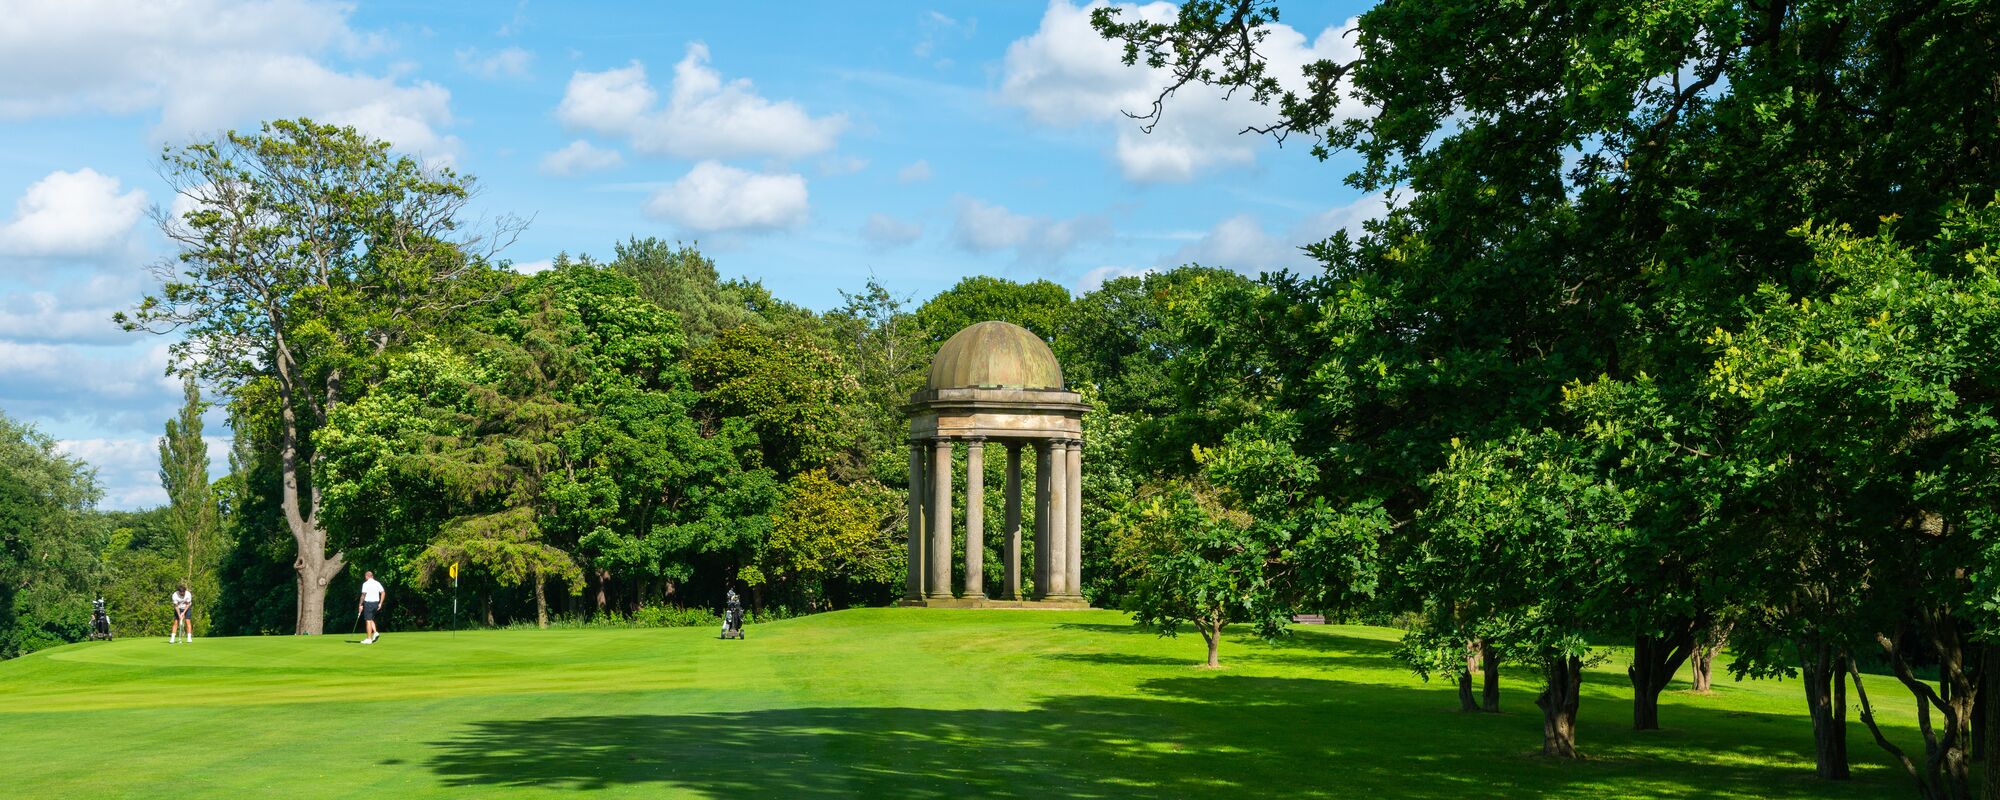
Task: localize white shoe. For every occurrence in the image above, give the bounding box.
[169,637,176,644]
[360,638,372,645]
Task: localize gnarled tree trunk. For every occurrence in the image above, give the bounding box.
[1537,655,1583,758]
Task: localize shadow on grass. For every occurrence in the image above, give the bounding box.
[1056,621,1407,672]
[420,673,1893,799]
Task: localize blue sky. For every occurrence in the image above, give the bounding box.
[0,0,1379,508]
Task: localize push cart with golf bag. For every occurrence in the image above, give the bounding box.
[89,597,113,641]
[720,589,745,640]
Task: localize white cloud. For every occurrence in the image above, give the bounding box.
[54,433,232,509]
[0,0,459,159]
[644,161,809,232]
[0,169,147,259]
[1166,192,1392,272]
[539,140,624,176]
[0,278,141,345]
[862,213,923,248]
[1076,265,1154,293]
[999,1,1364,183]
[818,155,868,176]
[556,45,846,160]
[0,341,182,434]
[951,196,1109,262]
[510,259,553,275]
[897,159,933,183]
[457,45,534,79]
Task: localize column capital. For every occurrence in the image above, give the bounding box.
[963,437,987,447]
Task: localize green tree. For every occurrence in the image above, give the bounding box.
[0,412,104,658]
[159,378,220,610]
[319,262,710,624]
[690,324,858,479]
[1110,481,1266,669]
[913,275,1071,344]
[1412,432,1631,759]
[1708,210,2000,799]
[607,238,766,346]
[746,470,898,609]
[1095,1,2000,781]
[120,119,516,634]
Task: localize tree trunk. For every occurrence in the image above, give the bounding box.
[1982,643,2000,799]
[1481,640,1502,713]
[1630,626,1698,731]
[1692,644,1717,693]
[1693,623,1729,693]
[482,592,494,627]
[594,568,610,617]
[292,550,344,635]
[1458,640,1479,712]
[1802,641,1851,780]
[1537,655,1583,758]
[1201,619,1222,668]
[534,569,548,629]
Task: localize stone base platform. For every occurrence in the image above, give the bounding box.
[900,597,1091,610]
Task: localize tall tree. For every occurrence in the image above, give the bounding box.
[120,119,516,633]
[159,377,217,589]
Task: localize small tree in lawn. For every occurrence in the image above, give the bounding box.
[1111,481,1268,668]
[1415,432,1630,758]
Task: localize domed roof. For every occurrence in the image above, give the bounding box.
[927,321,1064,390]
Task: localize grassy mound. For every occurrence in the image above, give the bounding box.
[1,608,1916,798]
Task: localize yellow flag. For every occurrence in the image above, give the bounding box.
[449,562,459,580]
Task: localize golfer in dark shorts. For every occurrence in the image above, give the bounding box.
[358,571,386,644]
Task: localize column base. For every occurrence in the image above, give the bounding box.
[899,597,1092,609]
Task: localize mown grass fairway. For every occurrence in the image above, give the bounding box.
[1,609,1923,798]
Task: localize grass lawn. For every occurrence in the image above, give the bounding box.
[0,608,1929,798]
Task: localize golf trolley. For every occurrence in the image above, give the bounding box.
[89,597,113,641]
[720,589,745,640]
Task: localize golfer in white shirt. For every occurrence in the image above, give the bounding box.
[169,583,194,644]
[358,571,387,644]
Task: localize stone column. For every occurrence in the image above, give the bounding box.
[1045,438,1069,598]
[1033,440,1052,599]
[963,439,985,599]
[927,439,954,599]
[905,442,925,600]
[1066,439,1084,599]
[1003,443,1023,600]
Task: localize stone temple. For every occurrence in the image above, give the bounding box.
[903,320,1089,608]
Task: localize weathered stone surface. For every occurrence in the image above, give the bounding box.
[907,320,1091,611]
[927,320,1064,390]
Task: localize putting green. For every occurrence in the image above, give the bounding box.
[0,608,1920,798]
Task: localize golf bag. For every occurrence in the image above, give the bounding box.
[720,589,745,640]
[89,598,113,641]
